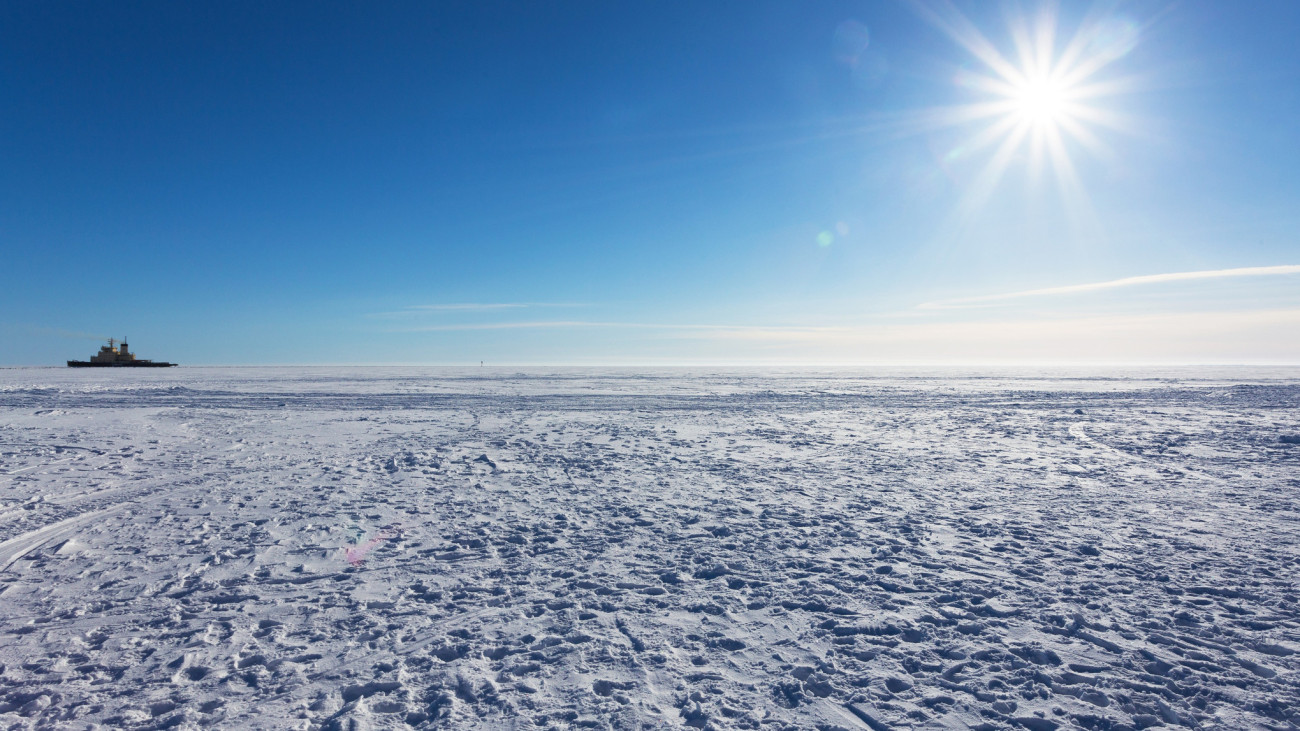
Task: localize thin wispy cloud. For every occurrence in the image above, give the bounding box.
[370,302,589,318]
[391,321,798,333]
[918,265,1300,310]
[655,308,1300,364]
[406,302,587,312]
[387,309,1300,363]
[410,303,533,311]
[397,320,612,331]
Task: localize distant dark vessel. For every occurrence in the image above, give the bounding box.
[68,338,177,368]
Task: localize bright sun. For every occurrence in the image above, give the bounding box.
[1011,75,1069,127]
[914,4,1139,215]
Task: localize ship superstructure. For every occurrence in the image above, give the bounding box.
[68,338,177,367]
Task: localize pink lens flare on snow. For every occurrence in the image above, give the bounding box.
[344,524,402,566]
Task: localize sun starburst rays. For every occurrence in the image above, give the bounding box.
[916,2,1140,224]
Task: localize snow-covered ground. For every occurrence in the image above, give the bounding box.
[1,366,1298,730]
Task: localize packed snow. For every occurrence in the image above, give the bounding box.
[1,366,1298,730]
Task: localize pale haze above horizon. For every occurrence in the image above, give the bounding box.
[3,1,1299,365]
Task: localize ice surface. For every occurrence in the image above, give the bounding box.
[1,366,1298,729]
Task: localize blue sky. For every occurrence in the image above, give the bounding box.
[3,1,1298,365]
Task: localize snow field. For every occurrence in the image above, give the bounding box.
[1,367,1298,729]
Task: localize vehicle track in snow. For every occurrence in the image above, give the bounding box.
[0,503,130,572]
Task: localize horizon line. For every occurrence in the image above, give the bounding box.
[8,361,1300,369]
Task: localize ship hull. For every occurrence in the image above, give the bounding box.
[67,361,177,368]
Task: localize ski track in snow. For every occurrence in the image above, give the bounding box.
[0,367,1298,730]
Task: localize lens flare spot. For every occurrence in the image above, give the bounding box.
[817,231,835,248]
[1089,17,1139,62]
[833,20,870,66]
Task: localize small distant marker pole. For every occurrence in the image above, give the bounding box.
[481,361,484,367]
